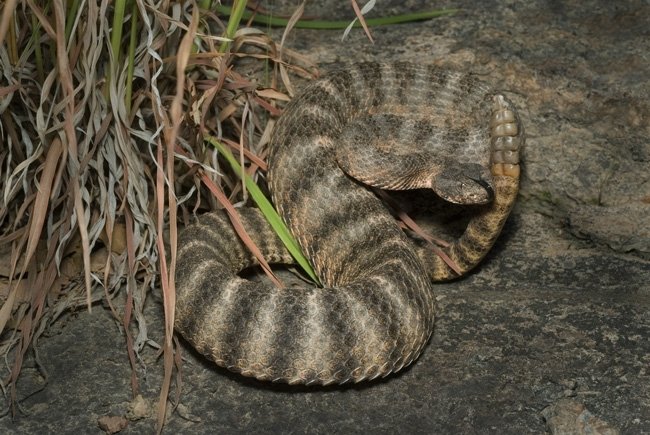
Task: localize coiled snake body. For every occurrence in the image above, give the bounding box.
[175,62,524,385]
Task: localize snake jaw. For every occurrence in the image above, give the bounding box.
[432,163,495,205]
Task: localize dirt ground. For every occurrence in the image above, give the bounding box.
[2,0,649,433]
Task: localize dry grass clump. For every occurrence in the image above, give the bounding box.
[0,0,314,427]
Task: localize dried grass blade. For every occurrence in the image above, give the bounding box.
[0,286,18,339]
[200,172,284,288]
[0,83,20,97]
[53,0,93,308]
[347,0,375,42]
[277,2,304,96]
[207,136,320,284]
[0,0,19,46]
[280,1,305,46]
[154,140,172,434]
[374,189,462,275]
[24,0,56,39]
[253,95,283,117]
[123,208,139,397]
[223,138,267,171]
[156,5,199,433]
[21,138,62,277]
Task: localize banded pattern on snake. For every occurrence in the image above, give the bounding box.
[175,62,524,385]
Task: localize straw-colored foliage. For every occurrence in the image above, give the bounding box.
[0,0,315,423]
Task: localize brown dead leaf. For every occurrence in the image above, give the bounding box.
[255,87,291,101]
[350,0,374,43]
[217,102,239,122]
[223,138,267,171]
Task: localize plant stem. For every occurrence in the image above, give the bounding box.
[215,4,458,29]
[125,1,138,114]
[219,0,248,53]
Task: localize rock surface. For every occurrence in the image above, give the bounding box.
[2,0,648,433]
[542,399,621,435]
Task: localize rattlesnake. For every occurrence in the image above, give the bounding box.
[175,62,524,385]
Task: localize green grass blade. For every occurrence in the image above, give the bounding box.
[219,0,248,53]
[30,13,44,83]
[214,5,458,29]
[107,0,127,99]
[125,1,138,114]
[206,136,321,285]
[110,0,127,64]
[64,0,82,41]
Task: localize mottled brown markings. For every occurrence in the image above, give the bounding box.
[298,290,335,384]
[217,282,278,367]
[177,267,239,351]
[314,289,361,382]
[175,62,523,384]
[262,290,309,380]
[393,62,419,104]
[352,62,385,110]
[279,152,338,200]
[425,66,452,103]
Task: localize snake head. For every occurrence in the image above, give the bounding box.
[432,163,494,204]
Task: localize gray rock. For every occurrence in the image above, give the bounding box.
[542,399,620,435]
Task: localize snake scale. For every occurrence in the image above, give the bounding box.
[175,62,524,385]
